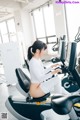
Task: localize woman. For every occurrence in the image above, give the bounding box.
[28,40,69,98]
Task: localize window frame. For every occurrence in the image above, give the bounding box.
[31,3,56,44]
[0,17,17,44]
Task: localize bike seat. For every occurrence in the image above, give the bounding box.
[51,95,80,115]
[15,68,50,102]
[30,93,50,102]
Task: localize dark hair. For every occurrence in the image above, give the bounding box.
[27,40,47,61]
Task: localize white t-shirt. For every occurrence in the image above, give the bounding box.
[29,57,53,83]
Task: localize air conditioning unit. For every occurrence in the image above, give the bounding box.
[28,0,35,2]
[15,0,27,3]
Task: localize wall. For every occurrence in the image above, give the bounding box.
[14,9,34,61]
[53,0,67,39]
[20,9,34,58]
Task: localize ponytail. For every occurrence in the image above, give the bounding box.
[27,46,34,61]
[27,40,47,61]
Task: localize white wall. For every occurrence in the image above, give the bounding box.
[53,0,67,39]
[65,4,80,41]
[14,10,25,64]
[20,9,34,58]
[14,9,35,60]
[0,42,22,85]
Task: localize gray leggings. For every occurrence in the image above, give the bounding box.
[40,76,70,95]
[40,76,62,94]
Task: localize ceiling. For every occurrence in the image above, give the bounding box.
[0,0,28,19]
[0,0,50,19]
[24,0,51,12]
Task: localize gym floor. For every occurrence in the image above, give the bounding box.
[0,83,71,120]
[0,83,21,120]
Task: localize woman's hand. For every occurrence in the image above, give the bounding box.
[55,69,62,74]
[51,63,61,68]
[51,69,62,75]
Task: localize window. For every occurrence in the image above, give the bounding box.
[43,5,55,37]
[0,36,2,44]
[0,31,2,44]
[65,4,80,57]
[31,3,56,44]
[0,18,17,44]
[33,9,45,38]
[0,22,9,43]
[65,4,80,41]
[7,19,17,42]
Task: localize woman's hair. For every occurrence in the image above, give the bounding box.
[27,40,47,61]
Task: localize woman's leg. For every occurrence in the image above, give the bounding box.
[53,76,71,95]
[40,76,62,94]
[51,76,62,94]
[40,76,70,95]
[30,83,45,98]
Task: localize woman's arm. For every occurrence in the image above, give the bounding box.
[30,63,53,83]
[29,59,62,83]
[30,63,62,83]
[43,63,61,74]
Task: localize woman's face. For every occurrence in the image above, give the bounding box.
[35,48,47,58]
[39,48,46,57]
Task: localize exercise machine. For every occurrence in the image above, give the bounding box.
[24,59,29,71]
[52,35,66,52]
[51,35,66,63]
[42,35,66,63]
[25,41,79,94]
[62,42,80,93]
[5,68,80,120]
[61,27,80,93]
